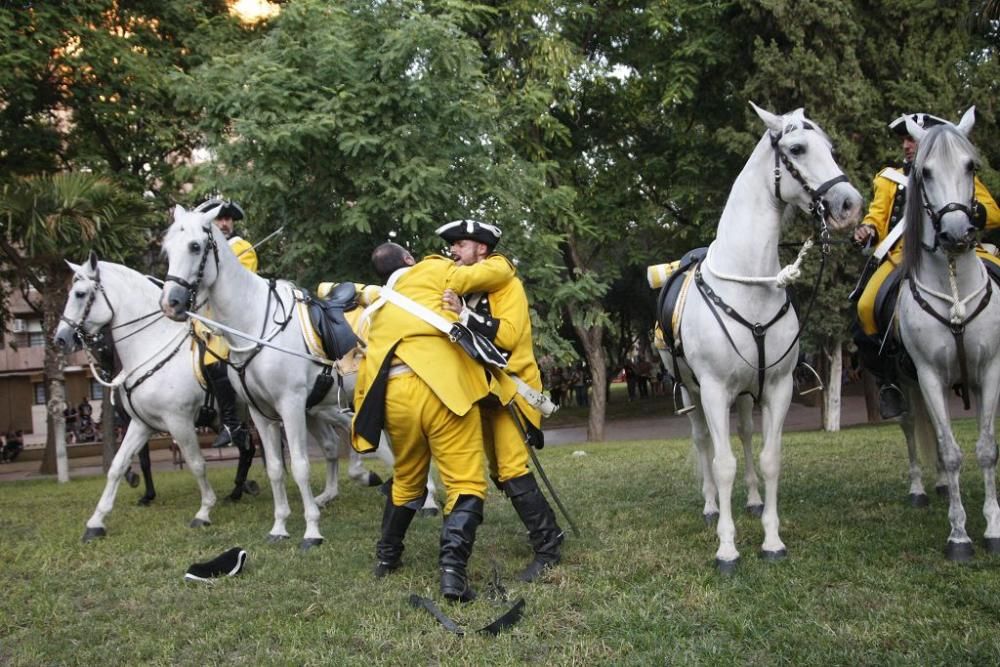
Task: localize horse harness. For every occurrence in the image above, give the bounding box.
[669,127,842,403]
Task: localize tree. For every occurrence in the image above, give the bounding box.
[0,173,150,479]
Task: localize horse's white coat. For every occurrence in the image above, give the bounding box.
[673,105,862,566]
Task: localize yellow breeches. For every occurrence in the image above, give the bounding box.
[384,372,487,513]
[857,250,1000,336]
[481,406,530,484]
[856,260,898,336]
[194,319,230,366]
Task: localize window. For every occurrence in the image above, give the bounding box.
[33,383,46,405]
[89,380,104,400]
[27,332,46,347]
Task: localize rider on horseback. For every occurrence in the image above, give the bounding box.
[852,113,1000,419]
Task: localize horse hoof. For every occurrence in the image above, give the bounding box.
[266,533,290,544]
[746,504,764,518]
[703,512,719,526]
[299,538,324,552]
[945,541,974,562]
[82,527,107,543]
[715,557,739,575]
[243,480,260,496]
[908,493,930,508]
[935,485,950,499]
[759,548,787,562]
[137,495,155,507]
[418,507,439,519]
[189,518,211,529]
[367,472,384,487]
[983,537,1000,554]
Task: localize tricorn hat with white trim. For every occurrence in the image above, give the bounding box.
[195,198,245,221]
[435,219,502,250]
[889,112,947,137]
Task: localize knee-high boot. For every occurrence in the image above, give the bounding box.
[206,363,246,449]
[439,495,483,603]
[503,473,564,582]
[374,483,418,578]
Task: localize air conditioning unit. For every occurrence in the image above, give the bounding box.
[11,319,27,333]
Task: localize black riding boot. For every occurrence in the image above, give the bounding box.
[854,328,906,420]
[503,473,564,582]
[206,364,246,449]
[439,495,484,603]
[374,498,418,578]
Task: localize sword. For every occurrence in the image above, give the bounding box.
[186,310,335,367]
[507,404,581,537]
[237,225,285,258]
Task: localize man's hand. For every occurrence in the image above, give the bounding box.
[853,224,876,248]
[442,288,463,314]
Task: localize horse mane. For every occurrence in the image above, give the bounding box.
[901,125,981,275]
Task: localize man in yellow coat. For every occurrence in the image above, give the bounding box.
[438,219,564,582]
[852,113,1000,418]
[352,241,515,602]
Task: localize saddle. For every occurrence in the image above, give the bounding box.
[296,282,361,362]
[655,247,708,354]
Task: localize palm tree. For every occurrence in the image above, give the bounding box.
[0,172,151,480]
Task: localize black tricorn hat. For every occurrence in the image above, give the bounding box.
[194,198,245,221]
[889,112,947,137]
[435,219,502,250]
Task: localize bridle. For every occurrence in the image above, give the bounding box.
[164,224,221,313]
[61,265,117,350]
[917,176,986,253]
[770,125,848,229]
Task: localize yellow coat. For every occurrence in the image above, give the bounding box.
[351,254,516,453]
[862,168,1000,265]
[476,268,544,428]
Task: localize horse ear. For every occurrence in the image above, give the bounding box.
[65,260,83,276]
[956,106,976,136]
[750,101,783,134]
[88,250,99,271]
[904,116,927,143]
[173,204,187,219]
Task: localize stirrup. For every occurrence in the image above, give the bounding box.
[672,382,694,415]
[794,362,824,396]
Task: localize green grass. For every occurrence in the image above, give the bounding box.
[3,421,1000,665]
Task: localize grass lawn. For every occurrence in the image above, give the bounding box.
[2,420,1000,665]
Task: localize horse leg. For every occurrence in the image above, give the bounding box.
[916,370,971,560]
[758,377,792,561]
[310,419,341,508]
[280,410,324,550]
[83,422,154,541]
[688,406,719,525]
[168,424,217,528]
[973,367,1000,553]
[136,442,156,506]
[255,414,291,542]
[699,381,739,571]
[737,394,763,516]
[900,390,928,507]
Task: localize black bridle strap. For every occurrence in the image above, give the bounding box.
[906,275,992,410]
[770,131,848,220]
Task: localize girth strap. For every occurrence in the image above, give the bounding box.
[906,276,993,410]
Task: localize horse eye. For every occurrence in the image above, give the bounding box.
[189,241,201,253]
[74,291,86,299]
[788,144,805,157]
[966,160,976,174]
[922,167,933,180]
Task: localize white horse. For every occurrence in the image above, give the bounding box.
[666,104,862,571]
[897,108,1000,560]
[55,254,219,540]
[159,205,436,549]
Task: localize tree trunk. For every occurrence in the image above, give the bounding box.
[101,390,116,472]
[572,318,607,442]
[39,286,69,481]
[821,339,842,432]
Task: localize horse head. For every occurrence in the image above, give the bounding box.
[159,204,223,321]
[55,251,112,354]
[751,102,863,231]
[903,107,982,266]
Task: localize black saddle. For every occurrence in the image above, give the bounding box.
[656,247,708,354]
[303,282,361,361]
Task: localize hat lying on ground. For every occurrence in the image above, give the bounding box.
[184,547,248,583]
